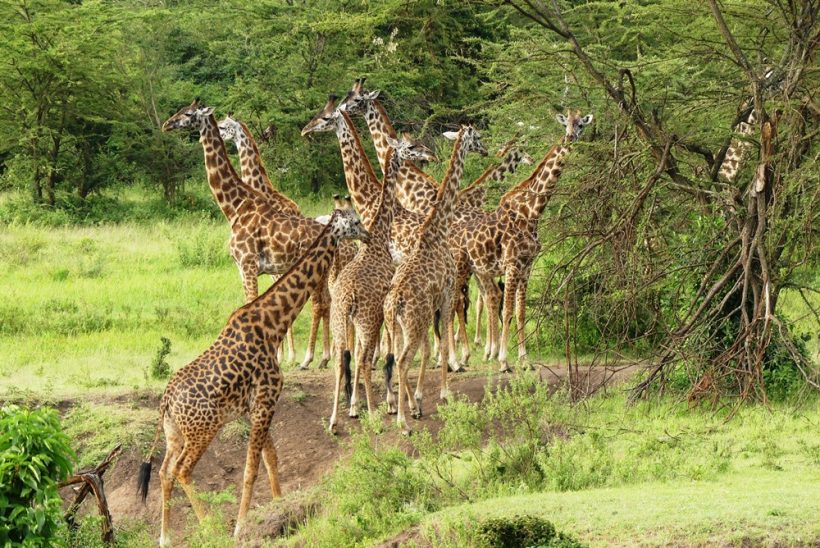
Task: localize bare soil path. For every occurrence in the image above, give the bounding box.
[59,363,636,542]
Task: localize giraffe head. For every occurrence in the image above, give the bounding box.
[217,113,243,142]
[555,111,593,143]
[496,139,534,165]
[328,194,371,243]
[162,98,214,132]
[338,77,381,115]
[386,133,439,163]
[442,125,489,157]
[301,94,341,136]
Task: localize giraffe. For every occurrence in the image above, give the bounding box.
[327,138,435,431]
[136,204,370,545]
[217,113,359,366]
[162,99,339,370]
[382,125,487,433]
[217,113,301,362]
[718,107,757,183]
[217,114,301,214]
[337,78,443,209]
[338,79,536,359]
[453,111,593,372]
[300,95,438,265]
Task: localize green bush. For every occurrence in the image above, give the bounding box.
[0,405,75,545]
[148,337,172,380]
[475,515,583,548]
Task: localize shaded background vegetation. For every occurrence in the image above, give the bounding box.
[0,0,817,401]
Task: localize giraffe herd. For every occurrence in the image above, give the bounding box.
[137,82,594,543]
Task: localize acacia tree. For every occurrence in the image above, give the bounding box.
[486,0,817,401]
[0,0,135,205]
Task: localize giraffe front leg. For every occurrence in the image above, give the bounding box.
[498,269,520,373]
[318,289,332,369]
[328,340,346,433]
[286,327,296,364]
[439,301,454,399]
[239,260,259,304]
[298,293,322,370]
[396,331,421,433]
[234,417,270,538]
[476,274,500,362]
[412,333,429,419]
[358,332,378,415]
[474,292,484,346]
[261,433,281,499]
[516,277,531,369]
[455,295,471,369]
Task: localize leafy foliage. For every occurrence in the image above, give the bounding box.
[476,514,583,548]
[0,405,75,545]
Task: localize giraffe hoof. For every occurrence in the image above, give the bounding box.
[498,365,513,374]
[317,358,329,369]
[297,364,310,371]
[348,409,359,419]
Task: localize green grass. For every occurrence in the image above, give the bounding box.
[0,193,339,400]
[285,375,820,547]
[423,468,820,546]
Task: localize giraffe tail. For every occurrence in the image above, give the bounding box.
[383,300,397,398]
[461,283,470,326]
[137,408,165,502]
[343,350,353,407]
[497,280,506,320]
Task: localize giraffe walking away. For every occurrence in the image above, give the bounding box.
[163,100,342,370]
[452,110,593,372]
[382,125,487,433]
[218,113,358,366]
[327,138,437,432]
[136,203,370,545]
[338,79,535,363]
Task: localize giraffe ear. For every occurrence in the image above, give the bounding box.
[555,113,568,126]
[442,131,459,141]
[364,90,380,100]
[581,114,593,125]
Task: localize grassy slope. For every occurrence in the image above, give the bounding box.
[0,191,334,400]
[424,467,820,546]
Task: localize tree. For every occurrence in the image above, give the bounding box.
[486,0,817,401]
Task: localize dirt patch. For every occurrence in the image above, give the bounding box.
[59,363,638,542]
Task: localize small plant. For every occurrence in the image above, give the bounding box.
[0,404,75,544]
[148,337,172,380]
[475,515,583,547]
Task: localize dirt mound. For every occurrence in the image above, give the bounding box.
[67,364,636,542]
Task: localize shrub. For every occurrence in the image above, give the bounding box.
[475,515,583,547]
[0,405,75,545]
[148,337,172,380]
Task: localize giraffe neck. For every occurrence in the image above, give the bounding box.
[199,115,248,224]
[421,130,467,238]
[498,144,569,222]
[234,122,300,214]
[334,110,381,225]
[459,150,529,209]
[719,109,757,183]
[363,100,398,174]
[369,147,400,241]
[362,99,438,210]
[248,226,339,346]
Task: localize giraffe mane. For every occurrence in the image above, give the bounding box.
[339,110,381,189]
[372,100,398,140]
[420,129,463,235]
[499,144,559,205]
